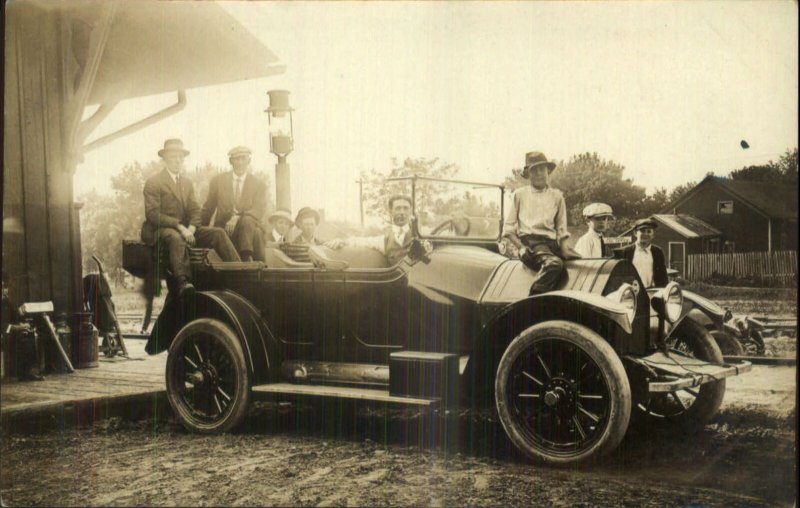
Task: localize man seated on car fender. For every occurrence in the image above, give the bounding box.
[503,151,581,296]
[615,218,667,288]
[325,195,413,266]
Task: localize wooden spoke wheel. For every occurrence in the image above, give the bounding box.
[166,319,251,433]
[637,317,726,426]
[495,321,631,466]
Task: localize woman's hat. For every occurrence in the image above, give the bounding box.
[295,207,320,225]
[158,138,190,157]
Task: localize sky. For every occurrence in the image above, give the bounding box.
[75,1,798,223]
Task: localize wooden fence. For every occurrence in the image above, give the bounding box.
[686,250,798,285]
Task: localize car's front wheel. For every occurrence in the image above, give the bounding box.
[495,321,631,466]
[166,318,251,433]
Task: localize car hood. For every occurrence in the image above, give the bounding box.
[406,245,508,302]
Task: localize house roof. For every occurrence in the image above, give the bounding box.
[666,176,798,220]
[621,214,721,239]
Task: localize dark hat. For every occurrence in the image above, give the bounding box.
[633,218,658,231]
[268,209,294,225]
[158,138,190,157]
[295,207,320,225]
[522,151,557,177]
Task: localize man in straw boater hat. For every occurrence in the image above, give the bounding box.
[574,202,615,258]
[503,151,581,295]
[201,145,267,262]
[616,218,668,288]
[140,139,240,300]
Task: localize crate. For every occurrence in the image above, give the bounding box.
[389,351,458,405]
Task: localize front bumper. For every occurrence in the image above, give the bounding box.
[627,351,752,393]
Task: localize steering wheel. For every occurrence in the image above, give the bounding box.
[429,217,471,237]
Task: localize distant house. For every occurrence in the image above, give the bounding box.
[663,176,798,253]
[621,214,722,275]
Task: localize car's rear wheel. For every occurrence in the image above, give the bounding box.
[495,321,631,466]
[636,317,726,426]
[166,318,251,433]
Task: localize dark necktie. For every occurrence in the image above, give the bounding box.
[600,235,606,257]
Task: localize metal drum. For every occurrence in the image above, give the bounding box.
[72,312,98,369]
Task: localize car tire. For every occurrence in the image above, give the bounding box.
[166,318,251,434]
[710,330,744,356]
[495,321,631,467]
[636,317,726,427]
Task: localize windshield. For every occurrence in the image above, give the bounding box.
[387,176,504,241]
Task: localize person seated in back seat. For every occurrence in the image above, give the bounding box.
[325,195,413,266]
[283,207,322,263]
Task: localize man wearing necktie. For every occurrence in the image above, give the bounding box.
[325,195,414,265]
[201,146,267,262]
[616,218,668,288]
[574,203,614,258]
[141,139,240,300]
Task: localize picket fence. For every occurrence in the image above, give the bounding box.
[686,250,798,285]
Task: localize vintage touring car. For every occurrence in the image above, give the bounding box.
[124,175,751,466]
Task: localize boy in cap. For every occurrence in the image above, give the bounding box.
[574,203,614,258]
[141,139,240,300]
[503,151,581,295]
[265,209,295,247]
[201,146,267,262]
[616,218,668,288]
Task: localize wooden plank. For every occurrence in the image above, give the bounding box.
[253,383,436,406]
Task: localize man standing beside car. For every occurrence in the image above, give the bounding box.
[616,218,668,288]
[325,194,414,265]
[201,146,267,262]
[141,139,241,300]
[503,151,581,295]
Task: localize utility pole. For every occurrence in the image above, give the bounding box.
[356,177,364,228]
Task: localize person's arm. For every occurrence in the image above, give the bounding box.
[200,177,218,226]
[327,234,385,253]
[245,178,268,224]
[555,193,580,259]
[143,179,179,229]
[502,191,524,252]
[653,246,669,287]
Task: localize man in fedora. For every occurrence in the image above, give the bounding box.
[265,209,294,248]
[201,146,267,262]
[574,202,615,258]
[616,218,667,288]
[140,139,241,299]
[503,151,580,295]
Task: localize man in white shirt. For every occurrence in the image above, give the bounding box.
[616,218,668,288]
[574,203,614,258]
[503,151,581,295]
[265,209,294,247]
[325,195,413,265]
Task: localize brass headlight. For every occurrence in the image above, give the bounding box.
[650,282,683,323]
[606,283,637,324]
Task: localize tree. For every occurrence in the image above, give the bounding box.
[729,147,798,185]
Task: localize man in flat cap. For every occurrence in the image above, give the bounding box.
[616,218,667,288]
[201,146,267,262]
[141,139,240,299]
[503,151,580,295]
[265,209,295,248]
[574,203,615,258]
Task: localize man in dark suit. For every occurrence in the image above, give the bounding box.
[140,139,240,299]
[201,146,267,262]
[616,218,668,288]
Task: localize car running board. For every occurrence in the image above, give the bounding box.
[252,382,439,407]
[626,352,752,393]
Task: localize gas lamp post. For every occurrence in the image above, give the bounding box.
[266,90,294,211]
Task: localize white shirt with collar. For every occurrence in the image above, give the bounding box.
[167,169,180,185]
[574,229,603,258]
[632,243,654,288]
[271,229,283,243]
[232,174,246,211]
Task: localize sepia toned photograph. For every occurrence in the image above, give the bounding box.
[2,1,797,506]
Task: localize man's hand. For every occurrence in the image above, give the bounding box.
[225,215,239,236]
[561,245,582,260]
[177,225,196,246]
[324,238,346,250]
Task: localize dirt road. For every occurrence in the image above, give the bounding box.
[1,365,795,507]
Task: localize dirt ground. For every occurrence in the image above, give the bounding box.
[1,363,795,507]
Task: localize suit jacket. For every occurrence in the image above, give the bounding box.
[617,243,668,288]
[140,169,201,246]
[201,172,267,228]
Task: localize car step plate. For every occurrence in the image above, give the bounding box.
[631,352,752,393]
[253,383,438,407]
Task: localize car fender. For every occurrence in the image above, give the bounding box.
[465,290,635,402]
[681,290,726,330]
[145,290,279,384]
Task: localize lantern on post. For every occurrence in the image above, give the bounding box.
[266,90,294,211]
